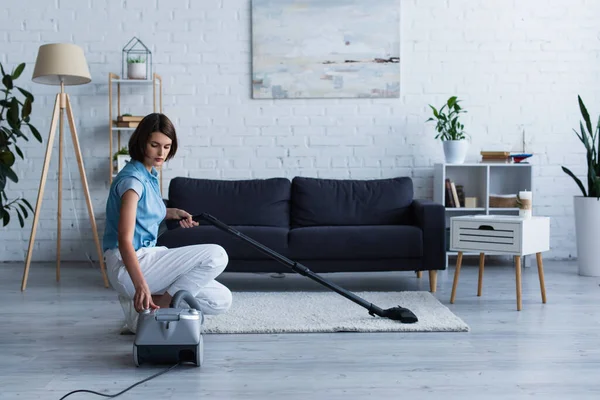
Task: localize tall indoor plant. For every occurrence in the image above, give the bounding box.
[0,62,42,227]
[427,96,469,164]
[561,95,600,276]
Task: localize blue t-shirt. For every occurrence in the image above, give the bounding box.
[102,160,167,252]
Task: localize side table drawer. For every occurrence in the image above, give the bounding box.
[451,220,521,253]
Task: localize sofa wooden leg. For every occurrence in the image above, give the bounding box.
[429,270,437,293]
[416,271,422,279]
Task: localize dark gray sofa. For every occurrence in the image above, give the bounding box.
[157,176,445,290]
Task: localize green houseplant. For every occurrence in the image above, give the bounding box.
[561,95,600,276]
[0,62,42,227]
[112,146,129,162]
[561,95,600,198]
[426,96,469,164]
[113,146,130,173]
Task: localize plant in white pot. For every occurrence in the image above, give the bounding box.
[113,146,130,173]
[426,96,469,164]
[562,95,600,277]
[127,56,146,80]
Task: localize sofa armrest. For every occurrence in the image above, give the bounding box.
[412,199,446,270]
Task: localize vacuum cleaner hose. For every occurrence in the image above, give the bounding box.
[170,290,203,312]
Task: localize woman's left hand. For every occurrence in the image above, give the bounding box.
[171,208,199,228]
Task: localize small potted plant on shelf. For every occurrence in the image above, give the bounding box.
[426,96,469,164]
[113,147,130,173]
[127,56,146,80]
[561,95,600,277]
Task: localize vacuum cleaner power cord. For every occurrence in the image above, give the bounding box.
[58,362,180,400]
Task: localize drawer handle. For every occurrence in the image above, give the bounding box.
[477,225,494,231]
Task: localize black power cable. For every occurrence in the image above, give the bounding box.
[58,362,180,399]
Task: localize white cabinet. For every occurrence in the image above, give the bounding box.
[449,215,550,310]
[433,163,534,259]
[450,215,549,255]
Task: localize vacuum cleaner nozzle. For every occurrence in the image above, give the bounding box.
[380,306,418,323]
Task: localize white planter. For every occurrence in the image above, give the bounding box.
[443,140,469,164]
[574,196,600,277]
[127,63,147,79]
[116,155,131,172]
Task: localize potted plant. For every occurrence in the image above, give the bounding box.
[426,96,469,164]
[113,146,130,173]
[127,56,146,80]
[0,62,42,227]
[561,95,600,277]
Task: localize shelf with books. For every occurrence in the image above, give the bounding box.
[108,72,163,194]
[434,163,533,215]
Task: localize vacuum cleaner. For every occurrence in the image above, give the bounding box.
[59,290,205,398]
[188,213,418,324]
[133,290,205,367]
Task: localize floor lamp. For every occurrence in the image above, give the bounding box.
[21,43,109,291]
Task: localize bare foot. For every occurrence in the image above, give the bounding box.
[152,293,172,308]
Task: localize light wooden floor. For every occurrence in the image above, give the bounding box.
[2,257,600,399]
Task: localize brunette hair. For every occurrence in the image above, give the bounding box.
[128,113,178,162]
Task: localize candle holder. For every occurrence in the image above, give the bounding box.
[517,191,532,219]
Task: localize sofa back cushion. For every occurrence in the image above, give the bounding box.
[291,177,414,227]
[168,177,291,227]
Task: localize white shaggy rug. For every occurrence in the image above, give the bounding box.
[203,291,469,334]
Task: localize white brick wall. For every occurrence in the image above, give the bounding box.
[1,0,598,262]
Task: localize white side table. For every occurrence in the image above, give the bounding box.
[449,215,550,311]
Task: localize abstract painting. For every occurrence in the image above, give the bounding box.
[251,0,400,99]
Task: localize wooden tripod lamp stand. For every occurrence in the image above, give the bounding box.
[21,43,109,291]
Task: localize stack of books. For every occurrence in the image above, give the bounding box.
[113,115,144,128]
[480,151,512,163]
[445,179,465,208]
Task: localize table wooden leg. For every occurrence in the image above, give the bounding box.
[477,252,485,296]
[515,255,522,311]
[429,270,437,293]
[536,252,547,304]
[450,251,463,304]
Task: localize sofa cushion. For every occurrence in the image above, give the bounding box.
[157,226,289,260]
[288,225,422,260]
[167,177,291,227]
[291,177,414,227]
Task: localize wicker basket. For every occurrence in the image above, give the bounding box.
[489,194,517,208]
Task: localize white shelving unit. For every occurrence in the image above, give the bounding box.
[108,72,163,193]
[433,162,534,264]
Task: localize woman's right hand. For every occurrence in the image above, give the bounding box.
[133,281,159,312]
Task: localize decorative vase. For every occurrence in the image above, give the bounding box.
[574,196,600,277]
[127,63,146,79]
[442,140,469,164]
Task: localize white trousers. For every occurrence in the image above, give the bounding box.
[104,244,232,330]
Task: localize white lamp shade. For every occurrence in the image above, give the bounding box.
[32,43,91,85]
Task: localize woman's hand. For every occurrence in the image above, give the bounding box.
[133,281,159,313]
[168,208,199,228]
